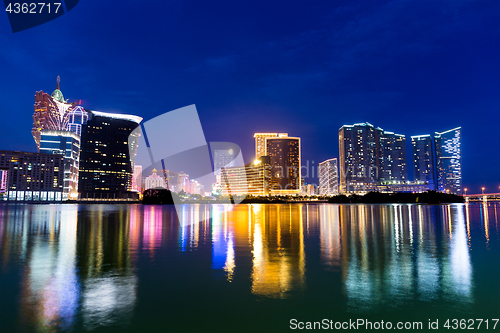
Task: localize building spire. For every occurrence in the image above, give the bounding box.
[56,75,60,90]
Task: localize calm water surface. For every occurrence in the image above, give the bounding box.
[0,203,499,332]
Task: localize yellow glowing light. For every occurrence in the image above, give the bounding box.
[254,159,261,165]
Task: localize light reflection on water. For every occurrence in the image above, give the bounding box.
[0,202,498,332]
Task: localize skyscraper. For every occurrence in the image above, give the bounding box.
[380,132,407,182]
[318,158,338,195]
[33,78,85,200]
[254,133,288,159]
[338,123,381,192]
[411,134,435,190]
[435,127,461,194]
[32,76,77,150]
[39,130,81,200]
[339,122,408,193]
[78,110,142,200]
[266,135,301,194]
[213,149,235,184]
[132,165,143,192]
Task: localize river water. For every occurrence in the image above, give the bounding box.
[0,203,498,332]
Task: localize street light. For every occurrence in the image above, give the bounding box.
[482,187,485,195]
[464,188,467,196]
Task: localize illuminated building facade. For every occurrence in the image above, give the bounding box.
[318,158,338,195]
[339,123,382,192]
[411,134,435,190]
[221,156,271,195]
[266,135,301,194]
[435,127,461,194]
[213,149,235,184]
[0,170,7,194]
[32,76,77,150]
[163,170,179,192]
[78,110,142,200]
[380,132,407,181]
[339,123,409,193]
[67,105,88,136]
[188,179,204,195]
[254,133,289,159]
[144,168,166,190]
[132,165,143,192]
[178,172,189,193]
[0,150,64,201]
[39,130,81,200]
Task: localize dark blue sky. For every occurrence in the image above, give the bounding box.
[1,0,499,193]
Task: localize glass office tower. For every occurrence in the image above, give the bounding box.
[78,111,142,200]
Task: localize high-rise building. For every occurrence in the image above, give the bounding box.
[213,149,235,184]
[132,165,143,192]
[163,170,179,192]
[32,76,77,150]
[338,123,381,192]
[78,110,142,200]
[254,133,289,159]
[380,132,407,182]
[266,135,301,194]
[144,168,166,190]
[411,134,435,190]
[435,127,461,194]
[318,158,338,195]
[339,123,408,193]
[178,172,189,193]
[39,130,81,200]
[32,77,87,200]
[0,150,64,201]
[188,179,204,195]
[221,156,272,196]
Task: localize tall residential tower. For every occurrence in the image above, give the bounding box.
[318,158,338,195]
[435,127,461,194]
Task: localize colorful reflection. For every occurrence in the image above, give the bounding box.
[340,204,475,311]
[0,205,80,332]
[211,205,235,281]
[0,202,498,332]
[319,205,342,270]
[247,205,306,299]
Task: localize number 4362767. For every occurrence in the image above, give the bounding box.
[5,3,62,14]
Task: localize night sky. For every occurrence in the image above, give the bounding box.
[0,0,499,193]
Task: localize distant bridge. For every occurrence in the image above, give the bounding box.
[464,193,500,202]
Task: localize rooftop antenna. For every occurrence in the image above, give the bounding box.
[56,75,60,90]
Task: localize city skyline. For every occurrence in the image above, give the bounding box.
[0,1,499,193]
